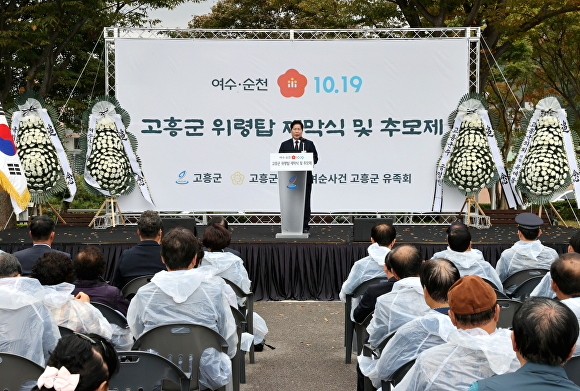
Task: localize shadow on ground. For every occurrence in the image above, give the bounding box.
[242,301,357,390]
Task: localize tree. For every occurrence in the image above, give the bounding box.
[189,0,402,29]
[0,0,194,127]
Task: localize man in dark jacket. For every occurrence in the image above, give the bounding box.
[112,210,164,289]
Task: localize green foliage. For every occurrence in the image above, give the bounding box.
[551,200,580,221]
[0,0,194,130]
[47,174,105,210]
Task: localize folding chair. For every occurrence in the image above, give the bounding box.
[345,277,388,363]
[496,299,522,329]
[510,276,544,301]
[482,278,501,291]
[132,323,231,391]
[230,306,247,390]
[58,325,75,337]
[223,278,255,364]
[355,311,374,359]
[0,352,44,391]
[121,275,154,300]
[564,356,580,386]
[91,302,128,328]
[109,351,190,391]
[502,269,549,294]
[388,359,416,387]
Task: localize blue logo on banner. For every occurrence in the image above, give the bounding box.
[176,171,189,185]
[287,175,299,189]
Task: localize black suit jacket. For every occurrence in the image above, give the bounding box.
[353,277,398,323]
[13,245,71,276]
[278,138,318,183]
[112,240,164,289]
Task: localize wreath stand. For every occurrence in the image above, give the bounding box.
[31,203,67,225]
[536,203,568,228]
[89,198,125,228]
[458,196,491,228]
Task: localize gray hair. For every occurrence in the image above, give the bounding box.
[0,253,22,278]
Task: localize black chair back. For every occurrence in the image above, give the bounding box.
[502,269,548,293]
[109,351,190,391]
[0,352,44,391]
[91,302,128,328]
[121,275,154,300]
[496,299,522,329]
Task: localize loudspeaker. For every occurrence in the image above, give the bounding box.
[161,218,198,237]
[352,218,393,242]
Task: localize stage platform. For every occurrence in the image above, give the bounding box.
[1,224,576,301]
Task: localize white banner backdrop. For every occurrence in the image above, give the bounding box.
[115,38,469,212]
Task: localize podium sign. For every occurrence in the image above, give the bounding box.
[271,153,313,239]
[270,153,314,171]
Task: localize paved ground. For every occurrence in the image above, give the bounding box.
[241,301,357,390]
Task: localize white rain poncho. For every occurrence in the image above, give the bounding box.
[530,272,557,298]
[495,240,557,283]
[0,277,59,366]
[42,282,113,339]
[127,267,238,355]
[431,248,503,292]
[359,310,455,388]
[127,267,238,390]
[339,243,390,302]
[394,328,519,391]
[562,297,580,356]
[367,277,431,347]
[201,251,251,305]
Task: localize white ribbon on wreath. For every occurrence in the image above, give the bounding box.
[478,109,521,208]
[558,108,580,205]
[432,112,464,212]
[85,102,154,205]
[10,98,77,202]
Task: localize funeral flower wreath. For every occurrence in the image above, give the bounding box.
[514,96,578,204]
[440,94,502,197]
[80,96,138,197]
[6,92,69,203]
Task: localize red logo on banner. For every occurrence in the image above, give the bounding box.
[292,155,296,159]
[277,69,307,98]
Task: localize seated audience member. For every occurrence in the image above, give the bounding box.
[0,253,59,366]
[469,297,580,391]
[201,223,251,296]
[112,210,164,289]
[431,226,503,291]
[14,215,70,276]
[495,213,558,288]
[394,275,519,391]
[339,223,396,314]
[127,227,237,390]
[352,251,398,323]
[374,258,460,383]
[531,230,580,298]
[367,245,430,348]
[207,216,242,258]
[73,246,129,316]
[31,252,113,339]
[33,333,119,391]
[201,223,269,345]
[549,252,580,356]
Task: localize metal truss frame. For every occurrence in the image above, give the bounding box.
[99,27,482,228]
[92,211,471,229]
[104,27,480,96]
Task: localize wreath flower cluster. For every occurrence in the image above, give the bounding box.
[85,122,132,196]
[517,115,570,197]
[444,112,497,196]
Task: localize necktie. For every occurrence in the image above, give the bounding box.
[295,140,299,151]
